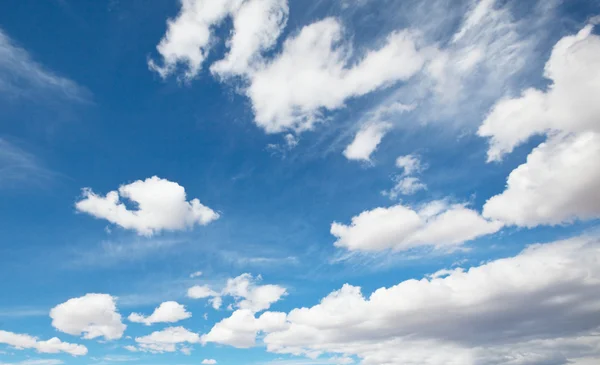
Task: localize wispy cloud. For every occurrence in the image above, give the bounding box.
[0,27,90,102]
[0,138,54,188]
[0,307,48,318]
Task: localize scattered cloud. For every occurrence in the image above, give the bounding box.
[0,360,64,365]
[201,309,286,348]
[202,359,217,365]
[75,176,219,236]
[343,122,391,162]
[187,273,287,313]
[382,154,427,198]
[331,200,502,252]
[128,301,191,326]
[134,326,200,353]
[189,271,203,278]
[0,330,87,356]
[50,293,126,340]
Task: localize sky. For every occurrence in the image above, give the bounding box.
[0,0,599,364]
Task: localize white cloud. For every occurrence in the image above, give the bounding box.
[331,200,502,252]
[149,0,288,80]
[0,28,89,102]
[202,359,217,364]
[483,132,600,227]
[343,122,391,162]
[382,176,426,199]
[135,326,200,354]
[0,139,53,188]
[123,345,138,352]
[189,271,203,278]
[128,301,191,326]
[210,0,288,78]
[478,24,600,227]
[187,274,287,313]
[49,293,126,341]
[383,154,427,198]
[211,234,600,365]
[0,360,65,365]
[395,154,424,175]
[222,273,287,313]
[478,24,600,161]
[0,330,87,356]
[187,284,219,299]
[75,176,219,236]
[201,309,287,348]
[246,18,427,133]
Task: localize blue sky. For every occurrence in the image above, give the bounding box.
[1,0,600,365]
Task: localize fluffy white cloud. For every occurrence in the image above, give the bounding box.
[343,122,391,162]
[246,18,427,133]
[210,0,288,77]
[222,273,287,313]
[187,284,218,299]
[149,0,287,80]
[479,24,600,227]
[49,293,126,340]
[187,274,287,313]
[135,326,200,353]
[331,200,502,252]
[478,24,600,161]
[0,330,87,356]
[206,235,600,365]
[128,301,191,326]
[202,359,217,365]
[483,132,600,227]
[201,309,287,348]
[75,176,219,236]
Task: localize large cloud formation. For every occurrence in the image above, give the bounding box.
[202,234,600,365]
[75,176,219,236]
[479,24,600,227]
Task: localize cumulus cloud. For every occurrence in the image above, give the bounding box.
[246,18,427,133]
[479,24,600,227]
[128,301,191,326]
[395,154,424,175]
[201,235,600,364]
[49,293,126,340]
[202,359,217,365]
[478,24,600,161]
[331,200,502,252]
[149,0,288,80]
[135,326,200,353]
[75,176,219,236]
[201,309,287,348]
[0,330,87,356]
[343,122,391,162]
[187,274,287,313]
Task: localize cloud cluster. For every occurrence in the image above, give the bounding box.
[331,200,502,252]
[151,1,429,134]
[128,301,191,326]
[49,293,126,340]
[75,176,219,236]
[202,234,600,364]
[0,330,87,356]
[188,273,287,312]
[480,24,600,227]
